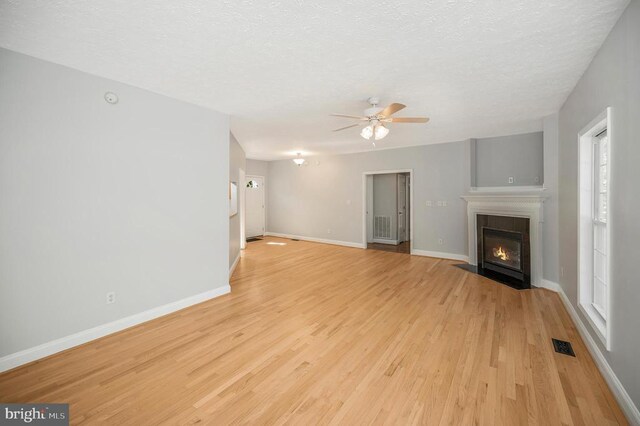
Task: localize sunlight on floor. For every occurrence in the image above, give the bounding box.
[267,242,287,246]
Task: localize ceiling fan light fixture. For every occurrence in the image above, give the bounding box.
[360,125,374,140]
[374,124,389,140]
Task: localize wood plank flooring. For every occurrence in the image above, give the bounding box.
[0,237,627,425]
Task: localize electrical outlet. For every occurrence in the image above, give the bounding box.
[327,228,332,234]
[106,292,116,304]
[508,177,514,184]
[442,201,447,207]
[438,238,444,245]
[426,201,432,207]
[534,176,540,183]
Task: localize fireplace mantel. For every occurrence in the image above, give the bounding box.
[461,195,547,287]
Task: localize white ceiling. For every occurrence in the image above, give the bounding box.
[0,1,629,160]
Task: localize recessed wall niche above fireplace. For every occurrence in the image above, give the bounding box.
[477,215,531,288]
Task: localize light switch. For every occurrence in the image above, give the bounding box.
[508,177,514,184]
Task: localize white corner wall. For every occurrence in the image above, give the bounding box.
[0,48,230,361]
[229,133,246,270]
[542,114,560,283]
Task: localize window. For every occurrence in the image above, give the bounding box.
[592,130,608,318]
[578,108,612,350]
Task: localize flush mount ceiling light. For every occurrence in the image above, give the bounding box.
[332,97,429,142]
[292,153,306,166]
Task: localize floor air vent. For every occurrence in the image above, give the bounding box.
[552,338,575,357]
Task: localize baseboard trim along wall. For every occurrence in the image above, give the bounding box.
[542,281,640,425]
[0,285,231,373]
[265,232,469,261]
[538,279,563,292]
[410,249,469,262]
[230,252,241,278]
[264,232,366,249]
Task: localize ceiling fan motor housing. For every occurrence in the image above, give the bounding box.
[365,97,382,117]
[365,107,383,117]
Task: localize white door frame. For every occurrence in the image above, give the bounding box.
[362,169,414,252]
[246,174,266,237]
[239,168,246,249]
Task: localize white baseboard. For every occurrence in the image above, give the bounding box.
[543,281,640,425]
[265,232,366,249]
[0,285,231,373]
[538,278,562,292]
[411,249,469,262]
[371,238,399,245]
[229,252,241,278]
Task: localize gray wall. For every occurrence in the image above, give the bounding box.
[0,48,230,357]
[473,132,544,187]
[229,134,246,268]
[246,159,269,177]
[372,174,398,240]
[267,141,470,255]
[543,114,560,283]
[558,0,640,409]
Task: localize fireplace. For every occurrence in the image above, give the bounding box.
[482,227,524,280]
[475,214,531,289]
[461,195,545,288]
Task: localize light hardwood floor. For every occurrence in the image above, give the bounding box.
[0,237,627,425]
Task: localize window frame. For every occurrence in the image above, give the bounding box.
[577,107,612,350]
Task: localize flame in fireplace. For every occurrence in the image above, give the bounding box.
[493,246,509,261]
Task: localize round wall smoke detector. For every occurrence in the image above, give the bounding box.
[104,92,119,104]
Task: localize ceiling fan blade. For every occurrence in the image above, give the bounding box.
[330,113,368,120]
[332,124,360,132]
[377,103,406,118]
[384,117,430,123]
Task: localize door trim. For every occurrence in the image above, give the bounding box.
[362,169,414,252]
[239,168,246,249]
[246,174,266,237]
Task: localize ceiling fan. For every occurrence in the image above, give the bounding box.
[331,97,429,142]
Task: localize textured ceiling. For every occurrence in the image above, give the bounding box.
[0,0,629,160]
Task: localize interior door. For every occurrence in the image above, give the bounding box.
[245,176,265,238]
[397,174,407,242]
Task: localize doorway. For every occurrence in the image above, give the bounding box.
[245,175,265,239]
[362,170,412,254]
